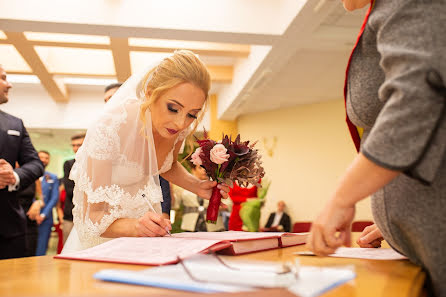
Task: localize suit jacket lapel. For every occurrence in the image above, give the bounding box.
[0,110,8,155]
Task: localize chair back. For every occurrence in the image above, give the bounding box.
[292,222,312,233]
[351,221,373,232]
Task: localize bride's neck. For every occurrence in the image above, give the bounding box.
[152,128,172,150]
[152,129,165,147]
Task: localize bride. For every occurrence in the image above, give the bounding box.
[63,50,229,252]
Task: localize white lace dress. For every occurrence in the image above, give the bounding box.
[62,101,187,253]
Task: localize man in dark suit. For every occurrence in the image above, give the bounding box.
[0,64,44,259]
[261,200,291,233]
[62,133,85,244]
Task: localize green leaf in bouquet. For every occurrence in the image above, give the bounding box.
[257,179,271,199]
[240,199,263,232]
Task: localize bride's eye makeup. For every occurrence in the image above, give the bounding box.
[167,104,178,113]
[168,103,198,119]
[187,113,198,119]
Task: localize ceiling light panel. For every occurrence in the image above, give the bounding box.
[62,77,117,86]
[25,32,110,45]
[199,55,237,66]
[129,52,171,74]
[0,44,32,72]
[129,38,246,51]
[7,74,40,84]
[130,38,206,49]
[35,47,115,75]
[129,38,250,58]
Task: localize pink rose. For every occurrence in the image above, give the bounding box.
[191,147,203,166]
[210,144,229,165]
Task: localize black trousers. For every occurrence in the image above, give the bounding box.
[0,234,27,259]
[25,219,38,257]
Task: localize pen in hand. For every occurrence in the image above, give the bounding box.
[142,194,172,236]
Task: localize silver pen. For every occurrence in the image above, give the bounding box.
[142,194,172,236]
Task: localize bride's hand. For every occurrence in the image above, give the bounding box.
[357,224,384,248]
[136,211,172,237]
[197,180,230,200]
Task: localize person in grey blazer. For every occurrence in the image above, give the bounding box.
[0,64,44,259]
[307,0,445,296]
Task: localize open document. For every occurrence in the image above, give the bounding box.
[56,231,308,265]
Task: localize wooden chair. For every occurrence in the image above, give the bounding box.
[292,222,312,233]
[351,221,374,232]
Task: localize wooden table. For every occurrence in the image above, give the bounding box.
[0,235,425,297]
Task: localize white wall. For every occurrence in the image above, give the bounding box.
[2,83,105,130]
[237,99,373,228]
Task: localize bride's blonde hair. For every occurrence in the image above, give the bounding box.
[139,50,211,157]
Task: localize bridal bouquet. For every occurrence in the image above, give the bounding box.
[191,132,265,223]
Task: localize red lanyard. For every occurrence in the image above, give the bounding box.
[343,0,375,152]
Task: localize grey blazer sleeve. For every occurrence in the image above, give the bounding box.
[361,0,446,184]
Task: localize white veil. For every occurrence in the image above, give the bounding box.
[64,62,163,251]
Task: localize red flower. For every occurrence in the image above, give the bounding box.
[193,131,265,224]
[193,131,264,188]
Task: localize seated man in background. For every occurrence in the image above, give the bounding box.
[260,200,291,232]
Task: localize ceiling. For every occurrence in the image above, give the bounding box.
[0,31,245,101]
[0,0,368,122]
[220,2,368,119]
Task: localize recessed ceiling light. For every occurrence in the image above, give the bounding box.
[7,74,40,84]
[24,32,110,45]
[63,77,117,86]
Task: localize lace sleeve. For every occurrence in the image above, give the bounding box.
[83,111,125,161]
[70,101,163,249]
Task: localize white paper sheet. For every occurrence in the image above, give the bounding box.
[295,247,407,260]
[288,266,356,297]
